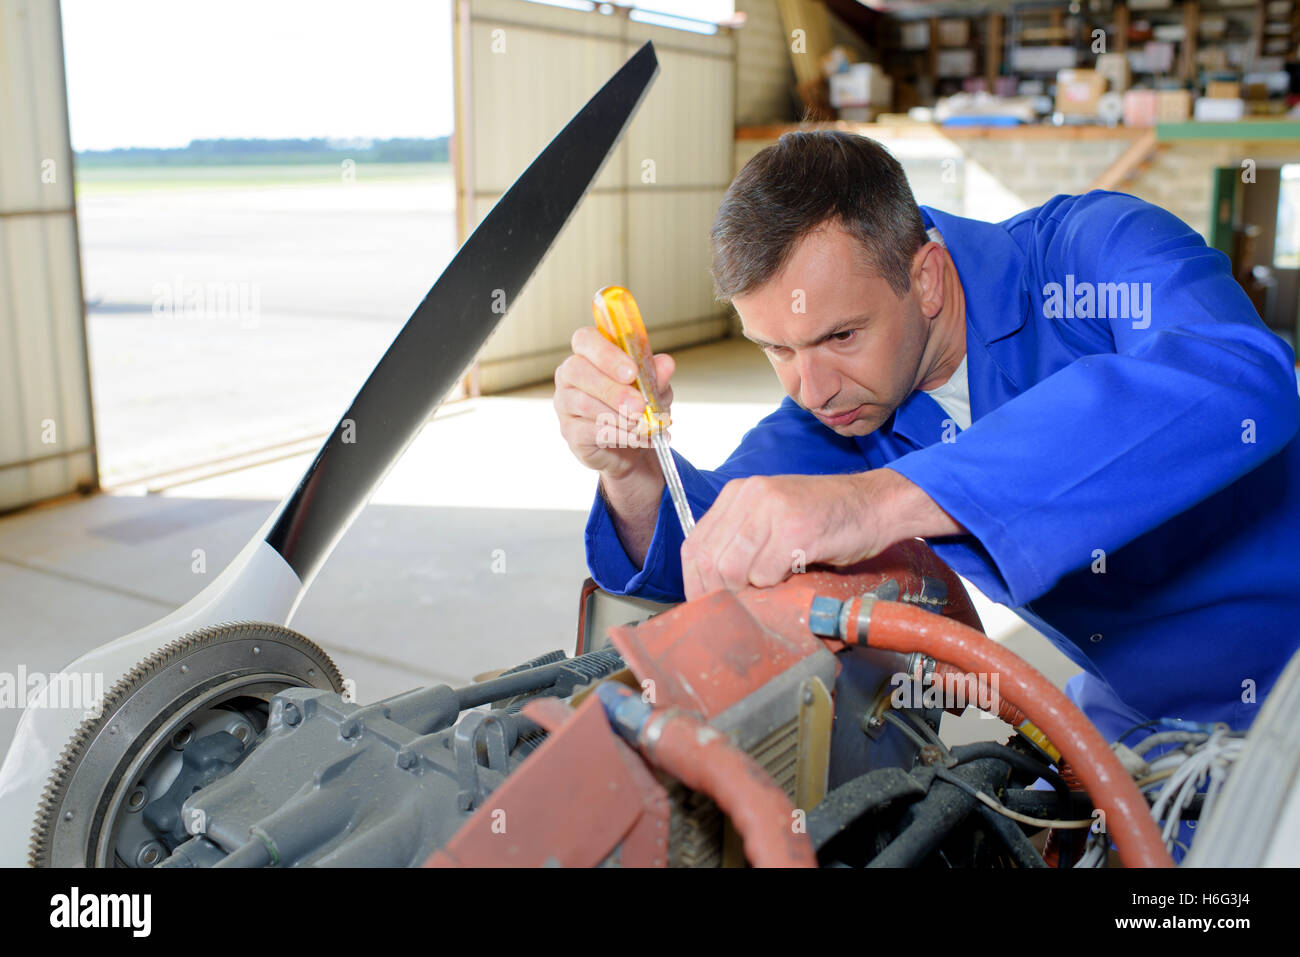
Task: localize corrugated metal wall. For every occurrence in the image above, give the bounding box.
[0,0,97,512]
[454,0,736,394]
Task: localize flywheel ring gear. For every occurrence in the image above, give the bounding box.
[29,620,343,868]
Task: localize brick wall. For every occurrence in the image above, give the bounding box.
[1126,141,1300,240]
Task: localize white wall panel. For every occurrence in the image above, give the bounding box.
[0,0,97,511]
[456,0,735,393]
[626,188,726,337]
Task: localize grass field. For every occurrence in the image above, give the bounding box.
[74,161,454,195]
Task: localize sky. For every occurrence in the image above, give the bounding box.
[60,0,455,150]
[59,0,735,151]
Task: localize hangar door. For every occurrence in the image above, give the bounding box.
[453,0,736,393]
[0,0,97,513]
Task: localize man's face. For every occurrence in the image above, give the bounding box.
[733,222,927,438]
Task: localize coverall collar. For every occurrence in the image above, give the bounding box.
[874,205,1030,449]
[920,205,1030,346]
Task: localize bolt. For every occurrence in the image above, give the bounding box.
[231,724,250,744]
[339,720,359,740]
[396,749,418,769]
[920,744,944,766]
[801,688,814,706]
[862,714,884,733]
[282,702,301,727]
[171,725,194,749]
[127,787,148,811]
[136,841,164,867]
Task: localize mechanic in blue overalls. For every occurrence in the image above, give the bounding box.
[553,131,1300,858]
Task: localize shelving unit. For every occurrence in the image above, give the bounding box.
[868,1,1298,116]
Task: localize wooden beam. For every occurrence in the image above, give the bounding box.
[929,15,940,88]
[986,12,1003,90]
[1090,128,1159,191]
[1114,2,1129,55]
[1180,1,1199,86]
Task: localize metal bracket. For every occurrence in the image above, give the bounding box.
[453,713,509,811]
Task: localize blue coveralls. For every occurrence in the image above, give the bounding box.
[585,190,1300,749]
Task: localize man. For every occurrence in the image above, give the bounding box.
[553,130,1300,744]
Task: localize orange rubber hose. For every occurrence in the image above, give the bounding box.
[646,713,816,868]
[853,598,1172,868]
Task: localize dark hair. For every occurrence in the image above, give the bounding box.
[710,130,927,301]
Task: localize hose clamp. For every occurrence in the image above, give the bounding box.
[847,595,876,644]
[640,707,704,754]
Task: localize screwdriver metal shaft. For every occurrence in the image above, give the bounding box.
[592,285,695,538]
[651,432,695,537]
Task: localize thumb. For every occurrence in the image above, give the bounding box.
[653,352,676,387]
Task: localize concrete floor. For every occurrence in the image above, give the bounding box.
[0,336,1078,758]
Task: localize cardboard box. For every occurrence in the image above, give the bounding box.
[1194,97,1246,121]
[936,49,976,78]
[1095,52,1131,93]
[1055,69,1106,116]
[828,62,893,108]
[1155,88,1192,121]
[900,21,929,50]
[937,19,970,47]
[1206,80,1242,99]
[1012,46,1077,72]
[836,106,878,123]
[1138,41,1175,73]
[1123,89,1158,126]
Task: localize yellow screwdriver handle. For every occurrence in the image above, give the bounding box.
[592,285,671,434]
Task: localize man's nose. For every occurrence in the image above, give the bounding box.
[797,352,838,411]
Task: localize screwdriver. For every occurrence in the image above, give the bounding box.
[592,285,695,538]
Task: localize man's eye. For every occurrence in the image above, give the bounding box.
[832,330,856,343]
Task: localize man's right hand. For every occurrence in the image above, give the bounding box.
[553,325,676,479]
[554,326,676,567]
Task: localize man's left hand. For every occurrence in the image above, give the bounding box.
[680,468,966,601]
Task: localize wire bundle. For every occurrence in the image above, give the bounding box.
[1145,726,1247,855]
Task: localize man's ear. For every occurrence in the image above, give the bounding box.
[911,242,945,320]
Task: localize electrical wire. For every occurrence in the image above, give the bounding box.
[951,742,1072,799]
[1115,719,1160,745]
[1131,730,1211,758]
[898,708,952,760]
[1136,768,1177,789]
[1144,727,1247,853]
[1116,717,1222,746]
[881,710,942,756]
[933,767,1094,830]
[1147,750,1196,773]
[1075,828,1114,868]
